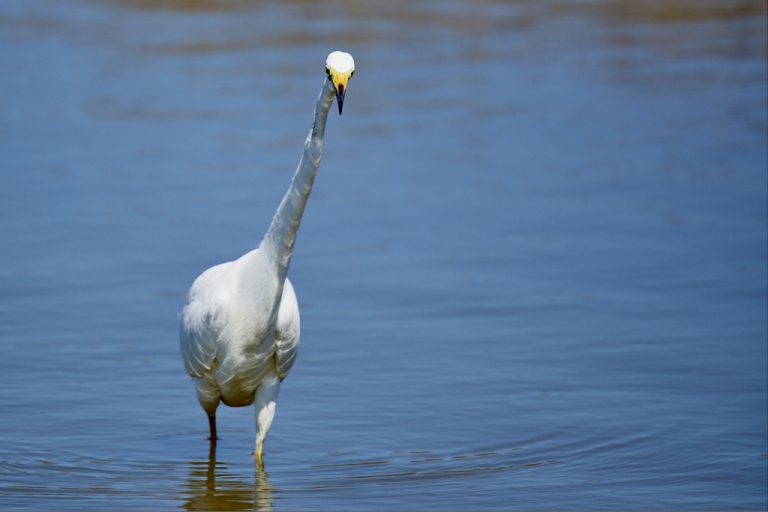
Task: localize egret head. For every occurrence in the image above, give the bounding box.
[325,51,355,115]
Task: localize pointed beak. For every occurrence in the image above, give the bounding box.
[334,83,345,115]
[329,70,352,115]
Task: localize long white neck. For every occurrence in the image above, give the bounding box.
[263,77,336,279]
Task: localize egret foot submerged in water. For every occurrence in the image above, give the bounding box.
[180,51,356,467]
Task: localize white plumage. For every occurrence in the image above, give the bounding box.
[180,51,355,465]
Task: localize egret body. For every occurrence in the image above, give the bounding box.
[180,51,355,465]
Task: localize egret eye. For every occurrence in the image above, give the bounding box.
[325,67,331,77]
[351,70,355,77]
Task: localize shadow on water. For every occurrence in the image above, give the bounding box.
[181,443,274,512]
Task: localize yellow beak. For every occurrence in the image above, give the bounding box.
[330,72,351,115]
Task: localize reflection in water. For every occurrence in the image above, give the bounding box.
[182,443,274,512]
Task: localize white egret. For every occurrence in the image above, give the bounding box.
[180,51,356,465]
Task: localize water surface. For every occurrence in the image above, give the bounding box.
[0,1,766,510]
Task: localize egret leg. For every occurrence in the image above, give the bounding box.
[255,441,265,469]
[253,371,281,466]
[208,414,217,442]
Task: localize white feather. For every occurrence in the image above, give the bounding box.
[326,51,355,73]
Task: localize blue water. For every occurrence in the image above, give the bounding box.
[0,1,766,510]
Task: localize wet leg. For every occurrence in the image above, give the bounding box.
[253,371,281,466]
[208,414,218,442]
